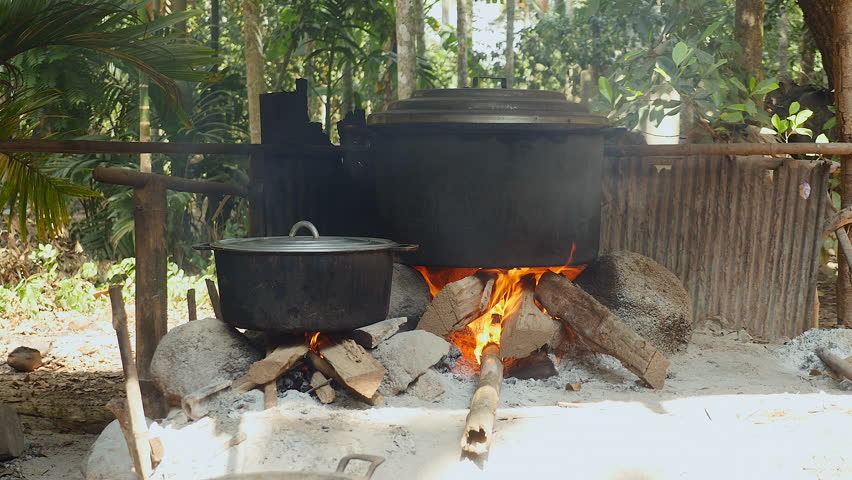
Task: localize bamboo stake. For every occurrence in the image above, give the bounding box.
[461,342,503,462]
[206,279,223,320]
[109,285,153,480]
[187,288,197,321]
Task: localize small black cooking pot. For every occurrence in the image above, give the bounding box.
[194,221,416,333]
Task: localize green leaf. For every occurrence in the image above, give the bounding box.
[745,99,757,115]
[672,42,689,66]
[720,111,743,123]
[729,77,748,93]
[701,20,724,40]
[794,109,813,126]
[727,104,747,111]
[598,76,613,104]
[653,67,671,81]
[771,113,783,132]
[759,127,777,135]
[752,78,780,95]
[816,133,830,143]
[749,76,756,90]
[794,127,813,137]
[789,101,801,115]
[823,117,837,131]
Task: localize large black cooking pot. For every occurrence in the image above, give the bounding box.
[194,221,416,333]
[341,80,608,268]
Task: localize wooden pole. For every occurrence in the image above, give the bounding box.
[206,279,223,320]
[604,142,852,157]
[187,288,197,321]
[94,167,246,197]
[108,286,153,480]
[461,342,502,462]
[835,0,852,328]
[133,178,168,418]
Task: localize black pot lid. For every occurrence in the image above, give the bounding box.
[369,86,607,127]
[204,221,415,254]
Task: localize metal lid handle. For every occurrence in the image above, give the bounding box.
[288,220,320,239]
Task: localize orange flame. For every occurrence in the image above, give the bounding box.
[414,245,584,365]
[306,332,323,354]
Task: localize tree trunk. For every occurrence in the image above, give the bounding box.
[211,0,220,70]
[798,0,834,86]
[835,0,852,328]
[396,0,416,99]
[139,77,152,173]
[505,0,515,88]
[342,61,354,115]
[566,0,574,18]
[172,0,187,33]
[799,29,817,84]
[242,0,264,144]
[441,0,449,24]
[457,0,469,87]
[734,0,765,79]
[415,0,426,89]
[778,4,790,82]
[325,45,335,137]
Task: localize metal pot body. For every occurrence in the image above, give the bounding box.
[350,123,603,268]
[211,249,393,333]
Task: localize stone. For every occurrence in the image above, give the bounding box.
[0,405,24,461]
[840,379,852,392]
[82,418,151,480]
[407,369,445,401]
[372,330,449,395]
[389,264,431,329]
[7,346,42,372]
[575,251,693,354]
[351,317,407,349]
[150,318,261,403]
[737,328,753,343]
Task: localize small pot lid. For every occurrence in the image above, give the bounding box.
[204,221,414,254]
[369,84,607,127]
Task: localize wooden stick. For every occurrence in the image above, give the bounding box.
[105,398,143,477]
[231,342,309,394]
[461,343,502,461]
[263,339,278,409]
[605,142,852,157]
[417,272,497,337]
[0,138,337,157]
[822,206,852,238]
[309,371,335,404]
[816,348,852,381]
[206,279,223,320]
[837,228,852,276]
[535,272,670,389]
[95,167,246,197]
[108,286,153,480]
[308,352,384,406]
[187,288,197,321]
[181,380,231,420]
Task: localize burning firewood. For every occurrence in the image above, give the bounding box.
[417,272,497,337]
[309,371,336,404]
[535,272,670,389]
[499,275,563,359]
[232,342,309,394]
[461,342,503,461]
[308,338,387,404]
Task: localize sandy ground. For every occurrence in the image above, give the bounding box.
[7,329,850,480]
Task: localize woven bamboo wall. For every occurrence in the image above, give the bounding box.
[599,155,831,341]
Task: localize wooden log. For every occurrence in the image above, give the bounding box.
[108,286,153,480]
[310,371,335,404]
[308,351,385,405]
[231,342,309,394]
[316,340,386,399]
[499,275,562,359]
[133,179,169,418]
[263,339,280,409]
[461,343,502,461]
[187,289,197,321]
[417,272,497,337]
[837,228,852,276]
[181,380,231,420]
[351,317,407,349]
[206,279,223,320]
[816,348,852,381]
[821,206,852,237]
[535,272,670,389]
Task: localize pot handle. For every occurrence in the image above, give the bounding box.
[391,243,419,252]
[472,76,508,89]
[288,220,320,239]
[335,454,385,479]
[192,243,213,251]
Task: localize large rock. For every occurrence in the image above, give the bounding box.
[0,405,24,461]
[7,346,42,372]
[389,264,431,329]
[150,318,261,402]
[82,418,151,480]
[372,331,449,395]
[575,251,693,354]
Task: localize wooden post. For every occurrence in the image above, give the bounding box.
[187,288,197,321]
[133,178,168,417]
[108,286,153,480]
[835,0,852,328]
[206,279,223,320]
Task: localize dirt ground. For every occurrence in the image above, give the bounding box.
[3,317,852,479]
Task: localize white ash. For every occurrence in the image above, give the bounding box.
[775,328,852,374]
[204,389,265,419]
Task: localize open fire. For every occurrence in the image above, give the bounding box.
[415,262,583,365]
